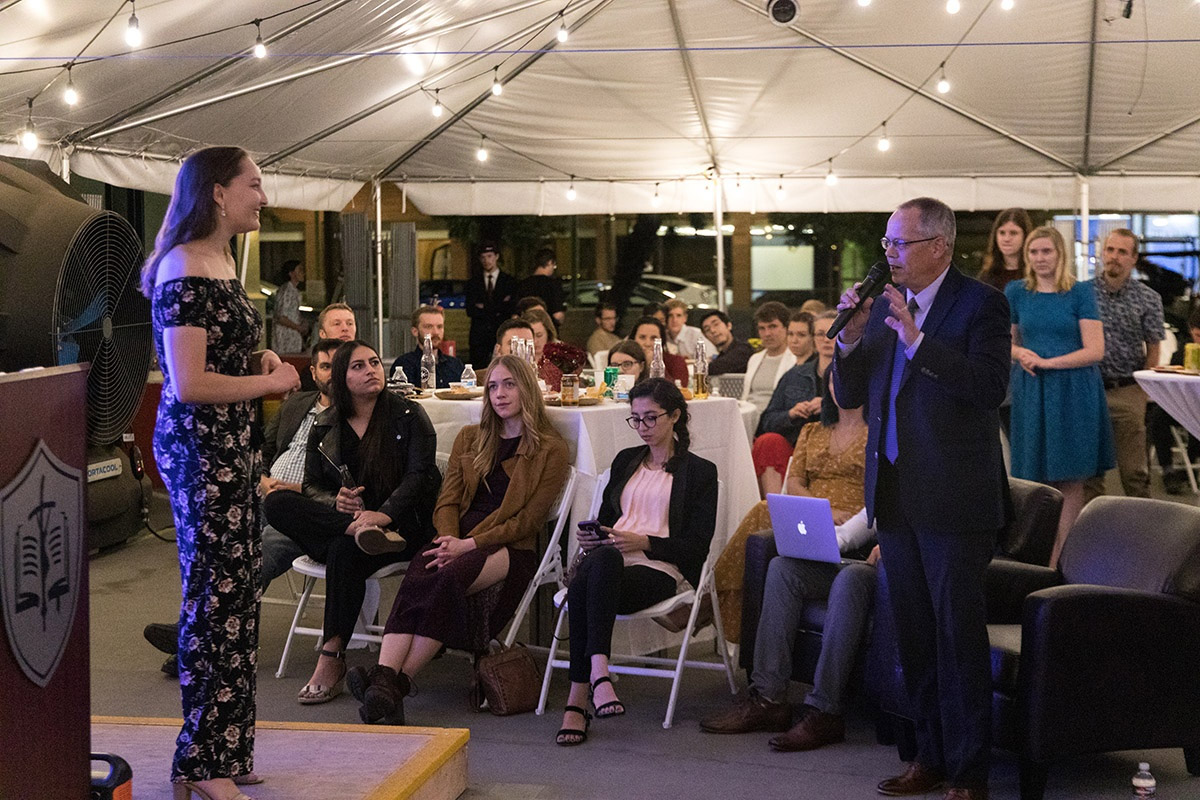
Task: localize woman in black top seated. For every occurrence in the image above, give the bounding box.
[556,378,718,745]
[264,340,440,704]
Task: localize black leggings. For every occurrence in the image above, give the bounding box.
[566,545,677,683]
[263,490,426,646]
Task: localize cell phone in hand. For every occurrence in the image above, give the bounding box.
[577,520,602,539]
[337,465,356,489]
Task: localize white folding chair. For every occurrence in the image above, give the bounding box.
[501,466,579,647]
[275,454,450,678]
[275,556,407,678]
[1170,426,1200,494]
[537,471,737,728]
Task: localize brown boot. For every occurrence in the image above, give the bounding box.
[359,666,411,725]
[769,705,845,751]
[699,688,791,734]
[877,763,946,796]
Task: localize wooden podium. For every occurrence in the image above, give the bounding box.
[0,365,90,798]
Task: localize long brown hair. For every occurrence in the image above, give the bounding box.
[329,340,398,502]
[140,146,249,296]
[474,355,559,475]
[980,207,1033,282]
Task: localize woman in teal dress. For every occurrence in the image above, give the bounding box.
[1007,226,1114,568]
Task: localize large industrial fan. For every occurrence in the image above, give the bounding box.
[0,156,153,549]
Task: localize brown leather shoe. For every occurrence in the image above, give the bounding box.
[768,705,845,751]
[943,788,988,800]
[877,763,946,796]
[699,688,791,734]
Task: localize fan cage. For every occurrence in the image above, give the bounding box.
[54,211,150,446]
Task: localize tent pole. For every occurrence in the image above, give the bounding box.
[374,179,385,356]
[1078,175,1090,281]
[239,232,251,286]
[60,148,70,184]
[714,176,727,313]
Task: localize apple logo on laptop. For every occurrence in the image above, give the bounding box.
[797,521,807,536]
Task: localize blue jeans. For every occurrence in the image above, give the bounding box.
[751,557,877,715]
[261,524,304,592]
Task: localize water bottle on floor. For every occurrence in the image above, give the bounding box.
[1132,762,1156,798]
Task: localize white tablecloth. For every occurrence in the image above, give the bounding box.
[1135,370,1200,439]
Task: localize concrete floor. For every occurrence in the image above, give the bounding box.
[88,469,1200,800]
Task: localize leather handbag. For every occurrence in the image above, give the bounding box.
[470,641,540,716]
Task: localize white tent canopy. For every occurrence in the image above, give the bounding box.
[3,0,1200,213]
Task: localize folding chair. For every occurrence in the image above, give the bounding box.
[274,453,451,678]
[537,470,737,728]
[502,466,578,647]
[1171,425,1200,494]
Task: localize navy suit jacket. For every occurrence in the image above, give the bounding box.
[832,265,1011,534]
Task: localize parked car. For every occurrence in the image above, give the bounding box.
[568,280,675,309]
[419,280,467,309]
[637,274,721,308]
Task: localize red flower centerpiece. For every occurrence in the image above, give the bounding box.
[538,341,588,392]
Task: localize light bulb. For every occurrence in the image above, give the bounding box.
[556,19,569,43]
[432,92,443,117]
[126,7,142,48]
[775,177,786,201]
[253,36,267,59]
[857,0,871,5]
[491,69,503,96]
[566,181,577,201]
[825,168,838,186]
[1000,0,1014,8]
[63,72,78,106]
[20,125,38,151]
[877,134,890,152]
[937,75,950,94]
[476,138,488,162]
[651,183,662,207]
[946,0,961,13]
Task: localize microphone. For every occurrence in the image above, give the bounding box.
[826,260,891,340]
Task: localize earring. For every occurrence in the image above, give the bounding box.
[219,206,227,217]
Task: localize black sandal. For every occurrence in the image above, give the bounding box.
[590,676,625,718]
[556,705,591,746]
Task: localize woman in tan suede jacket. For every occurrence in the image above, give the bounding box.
[345,355,569,725]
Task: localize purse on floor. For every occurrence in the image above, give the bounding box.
[470,640,540,716]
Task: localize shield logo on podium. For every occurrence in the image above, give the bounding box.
[0,440,84,688]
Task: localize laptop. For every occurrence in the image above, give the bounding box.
[766,494,842,564]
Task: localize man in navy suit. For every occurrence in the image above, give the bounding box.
[832,198,1010,800]
[465,241,517,365]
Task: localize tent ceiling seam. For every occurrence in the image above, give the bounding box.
[666,0,719,172]
[1095,113,1200,171]
[71,0,553,145]
[729,0,1076,173]
[373,0,618,181]
[259,1,593,169]
[1081,0,1100,173]
[67,0,357,144]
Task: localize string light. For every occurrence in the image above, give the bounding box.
[566,176,577,201]
[491,67,503,96]
[253,20,267,58]
[431,89,443,117]
[476,135,489,162]
[556,12,569,43]
[946,0,961,13]
[125,1,142,48]
[825,160,838,186]
[775,175,786,201]
[937,65,951,94]
[877,122,890,151]
[20,98,38,152]
[1000,0,1014,8]
[651,182,662,207]
[857,0,872,5]
[63,65,79,106]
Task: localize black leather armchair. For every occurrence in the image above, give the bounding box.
[874,495,1200,800]
[739,477,1063,686]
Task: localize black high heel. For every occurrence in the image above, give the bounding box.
[590,675,625,718]
[556,705,592,746]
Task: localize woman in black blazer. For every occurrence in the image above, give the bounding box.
[555,378,718,745]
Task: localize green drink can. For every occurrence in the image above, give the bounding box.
[604,366,619,397]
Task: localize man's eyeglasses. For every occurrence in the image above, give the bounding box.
[626,411,668,430]
[880,235,939,252]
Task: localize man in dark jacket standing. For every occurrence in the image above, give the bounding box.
[465,241,517,365]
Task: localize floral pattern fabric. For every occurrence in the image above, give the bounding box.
[152,277,262,783]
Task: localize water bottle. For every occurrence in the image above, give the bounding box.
[461,363,477,389]
[1132,763,1156,798]
[420,334,436,390]
[387,365,411,394]
[649,337,666,379]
